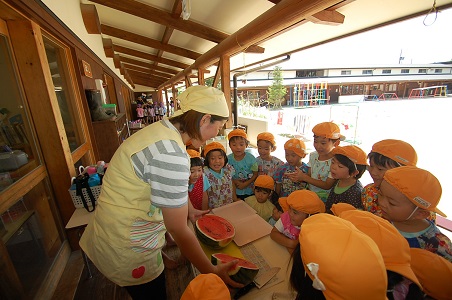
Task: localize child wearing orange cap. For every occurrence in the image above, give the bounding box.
[410,248,452,300]
[338,210,423,300]
[181,273,230,300]
[378,166,451,262]
[324,145,367,213]
[256,132,284,178]
[286,122,342,202]
[290,214,388,300]
[270,190,325,253]
[273,138,309,197]
[187,149,210,210]
[227,128,259,200]
[202,142,238,208]
[245,175,279,221]
[361,139,417,217]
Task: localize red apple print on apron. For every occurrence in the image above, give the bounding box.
[132,266,145,278]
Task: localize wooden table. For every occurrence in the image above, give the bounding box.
[65,208,95,278]
[194,201,295,299]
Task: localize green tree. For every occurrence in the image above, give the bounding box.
[266,66,286,108]
[204,77,221,89]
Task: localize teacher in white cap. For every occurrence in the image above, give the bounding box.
[80,86,240,299]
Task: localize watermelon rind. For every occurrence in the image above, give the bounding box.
[211,253,259,285]
[195,215,235,249]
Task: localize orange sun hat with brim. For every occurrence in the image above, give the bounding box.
[284,138,306,158]
[254,175,275,190]
[371,139,418,166]
[409,248,452,300]
[333,145,368,165]
[383,166,446,217]
[227,128,248,141]
[203,142,226,157]
[175,85,229,118]
[299,214,387,300]
[339,210,422,289]
[330,203,356,216]
[180,273,230,300]
[312,122,345,141]
[280,190,325,214]
[187,149,201,158]
[278,197,289,212]
[257,132,276,149]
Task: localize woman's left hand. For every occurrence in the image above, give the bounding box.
[188,201,211,223]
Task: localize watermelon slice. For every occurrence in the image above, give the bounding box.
[211,253,259,285]
[195,215,235,249]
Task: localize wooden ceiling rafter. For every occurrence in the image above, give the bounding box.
[87,0,265,53]
[159,0,346,89]
[119,56,179,75]
[112,44,189,69]
[82,0,356,89]
[100,24,201,60]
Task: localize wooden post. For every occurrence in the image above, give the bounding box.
[219,55,232,128]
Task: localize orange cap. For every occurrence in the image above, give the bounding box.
[180,273,230,300]
[410,248,452,300]
[371,139,417,166]
[383,166,445,217]
[333,145,368,165]
[312,122,345,140]
[339,210,421,288]
[279,190,325,214]
[187,149,201,158]
[330,203,356,216]
[254,175,275,190]
[299,214,387,300]
[227,128,247,141]
[284,138,306,158]
[203,142,226,157]
[278,197,289,212]
[257,132,276,149]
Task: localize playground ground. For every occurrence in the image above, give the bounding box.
[262,96,452,225]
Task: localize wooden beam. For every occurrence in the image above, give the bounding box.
[306,10,345,25]
[101,24,201,60]
[123,63,172,79]
[119,56,179,75]
[112,44,189,69]
[219,55,232,128]
[128,70,170,82]
[213,62,221,88]
[184,75,192,87]
[80,4,101,34]
[197,68,205,85]
[113,54,121,68]
[88,0,265,53]
[154,0,181,65]
[102,38,114,58]
[159,0,343,89]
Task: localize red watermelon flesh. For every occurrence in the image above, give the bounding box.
[211,253,259,285]
[195,215,235,249]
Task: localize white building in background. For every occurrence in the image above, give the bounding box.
[234,63,452,105]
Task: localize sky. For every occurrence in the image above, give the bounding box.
[286,7,452,67]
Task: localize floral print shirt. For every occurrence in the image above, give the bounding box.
[273,163,309,197]
[257,156,284,178]
[398,221,452,262]
[204,165,235,209]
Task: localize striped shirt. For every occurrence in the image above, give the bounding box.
[131,122,189,209]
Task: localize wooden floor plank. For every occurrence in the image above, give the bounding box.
[51,250,84,300]
[53,245,194,300]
